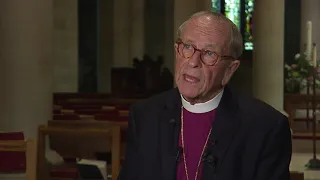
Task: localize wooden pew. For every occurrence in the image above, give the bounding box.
[53,92,149,105]
[53,98,135,118]
[48,120,128,128]
[290,171,304,180]
[0,132,25,172]
[0,139,37,180]
[55,97,140,106]
[48,119,128,156]
[53,93,112,105]
[37,125,121,180]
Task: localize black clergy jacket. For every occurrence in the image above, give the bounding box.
[118,87,292,180]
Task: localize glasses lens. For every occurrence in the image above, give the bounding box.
[202,57,217,65]
[202,51,218,65]
[182,44,194,58]
[177,42,220,66]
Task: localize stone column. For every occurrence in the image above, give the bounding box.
[174,0,197,40]
[300,0,320,53]
[114,0,131,67]
[0,0,53,139]
[164,0,175,73]
[98,0,114,93]
[130,0,145,60]
[252,0,286,113]
[53,0,78,92]
[174,0,212,39]
[202,0,212,10]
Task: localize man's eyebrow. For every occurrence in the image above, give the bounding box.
[184,39,194,44]
[203,44,222,52]
[183,38,221,51]
[204,44,219,49]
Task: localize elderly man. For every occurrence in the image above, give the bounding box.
[118,11,291,180]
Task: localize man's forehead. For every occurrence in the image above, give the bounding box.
[182,17,229,36]
[180,17,230,49]
[188,15,223,27]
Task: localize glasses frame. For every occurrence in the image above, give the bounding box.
[175,39,234,66]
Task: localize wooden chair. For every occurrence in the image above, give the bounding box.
[37,125,121,180]
[0,139,37,180]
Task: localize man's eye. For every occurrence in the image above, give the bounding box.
[206,51,214,56]
[185,44,192,49]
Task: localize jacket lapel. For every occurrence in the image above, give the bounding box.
[202,87,241,180]
[159,89,182,180]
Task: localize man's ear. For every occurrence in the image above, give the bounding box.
[174,43,180,59]
[222,60,240,86]
[174,43,179,52]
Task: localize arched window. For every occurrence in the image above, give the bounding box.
[212,0,254,51]
[244,0,254,50]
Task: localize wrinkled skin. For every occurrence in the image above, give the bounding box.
[174,15,240,104]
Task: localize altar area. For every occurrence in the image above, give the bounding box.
[292,152,320,180]
[284,93,320,180]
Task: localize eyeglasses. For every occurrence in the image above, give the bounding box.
[175,39,234,66]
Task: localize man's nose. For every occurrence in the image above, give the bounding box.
[188,51,202,68]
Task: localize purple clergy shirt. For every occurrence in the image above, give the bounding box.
[176,108,216,180]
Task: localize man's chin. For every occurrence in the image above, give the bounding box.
[180,91,198,101]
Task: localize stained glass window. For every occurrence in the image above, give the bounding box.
[224,0,241,29]
[244,0,254,50]
[211,0,255,51]
[211,0,221,12]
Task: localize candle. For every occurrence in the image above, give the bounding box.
[313,44,317,67]
[306,21,312,61]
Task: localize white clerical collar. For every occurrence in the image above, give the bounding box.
[181,89,224,113]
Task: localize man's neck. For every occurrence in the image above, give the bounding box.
[181,89,224,113]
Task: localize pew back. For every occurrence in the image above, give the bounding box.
[0,139,37,180]
[37,125,121,180]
